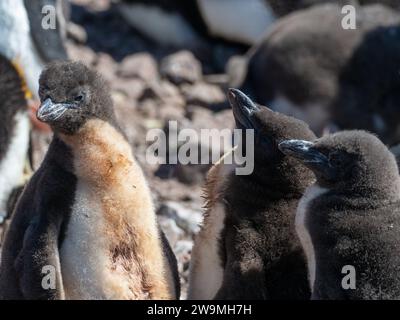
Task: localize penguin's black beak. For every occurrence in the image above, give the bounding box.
[37,98,77,123]
[228,88,260,129]
[278,140,329,166]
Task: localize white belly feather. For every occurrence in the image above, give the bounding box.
[60,181,141,300]
[188,201,226,299]
[296,184,328,292]
[60,181,113,300]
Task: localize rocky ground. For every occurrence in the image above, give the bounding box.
[20,0,242,299]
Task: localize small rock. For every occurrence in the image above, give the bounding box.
[157,201,202,235]
[112,78,146,101]
[117,53,159,82]
[140,80,185,107]
[137,99,185,122]
[226,54,249,87]
[160,51,202,85]
[174,240,193,256]
[181,82,226,108]
[67,22,88,44]
[93,53,117,82]
[204,74,230,86]
[66,42,97,66]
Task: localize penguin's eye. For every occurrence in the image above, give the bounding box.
[329,151,345,168]
[74,94,84,102]
[39,85,49,98]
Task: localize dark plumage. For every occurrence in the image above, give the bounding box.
[332,25,400,146]
[0,54,29,224]
[268,0,400,16]
[238,3,400,133]
[189,89,315,299]
[24,0,68,62]
[279,131,400,299]
[0,61,180,300]
[0,55,27,161]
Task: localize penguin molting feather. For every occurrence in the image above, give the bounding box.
[0,61,179,300]
[279,131,400,299]
[189,89,316,300]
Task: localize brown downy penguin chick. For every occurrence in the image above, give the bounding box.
[0,61,179,300]
[188,89,316,300]
[279,131,400,299]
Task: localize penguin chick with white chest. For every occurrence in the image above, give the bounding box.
[189,89,316,299]
[279,131,400,299]
[0,61,179,300]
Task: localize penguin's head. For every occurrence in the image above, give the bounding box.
[279,130,400,192]
[227,88,316,163]
[37,61,114,134]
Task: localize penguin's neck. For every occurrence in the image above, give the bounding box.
[44,136,75,174]
[58,118,173,299]
[319,177,400,209]
[230,156,310,206]
[231,170,283,204]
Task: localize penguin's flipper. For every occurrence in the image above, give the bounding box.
[24,0,68,62]
[159,229,181,299]
[15,215,65,300]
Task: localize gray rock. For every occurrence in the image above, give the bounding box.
[66,42,97,66]
[157,201,202,235]
[181,82,226,108]
[112,78,146,101]
[117,53,158,82]
[94,53,117,82]
[174,240,193,257]
[140,80,185,108]
[160,51,202,85]
[67,22,88,44]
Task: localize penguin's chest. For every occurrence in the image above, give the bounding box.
[296,185,328,291]
[0,112,30,216]
[60,181,145,300]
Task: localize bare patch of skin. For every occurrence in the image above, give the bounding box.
[60,119,174,300]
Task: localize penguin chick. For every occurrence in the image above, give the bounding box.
[279,131,400,299]
[267,0,400,17]
[332,25,400,146]
[237,3,400,134]
[188,89,316,300]
[0,54,30,226]
[0,61,179,300]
